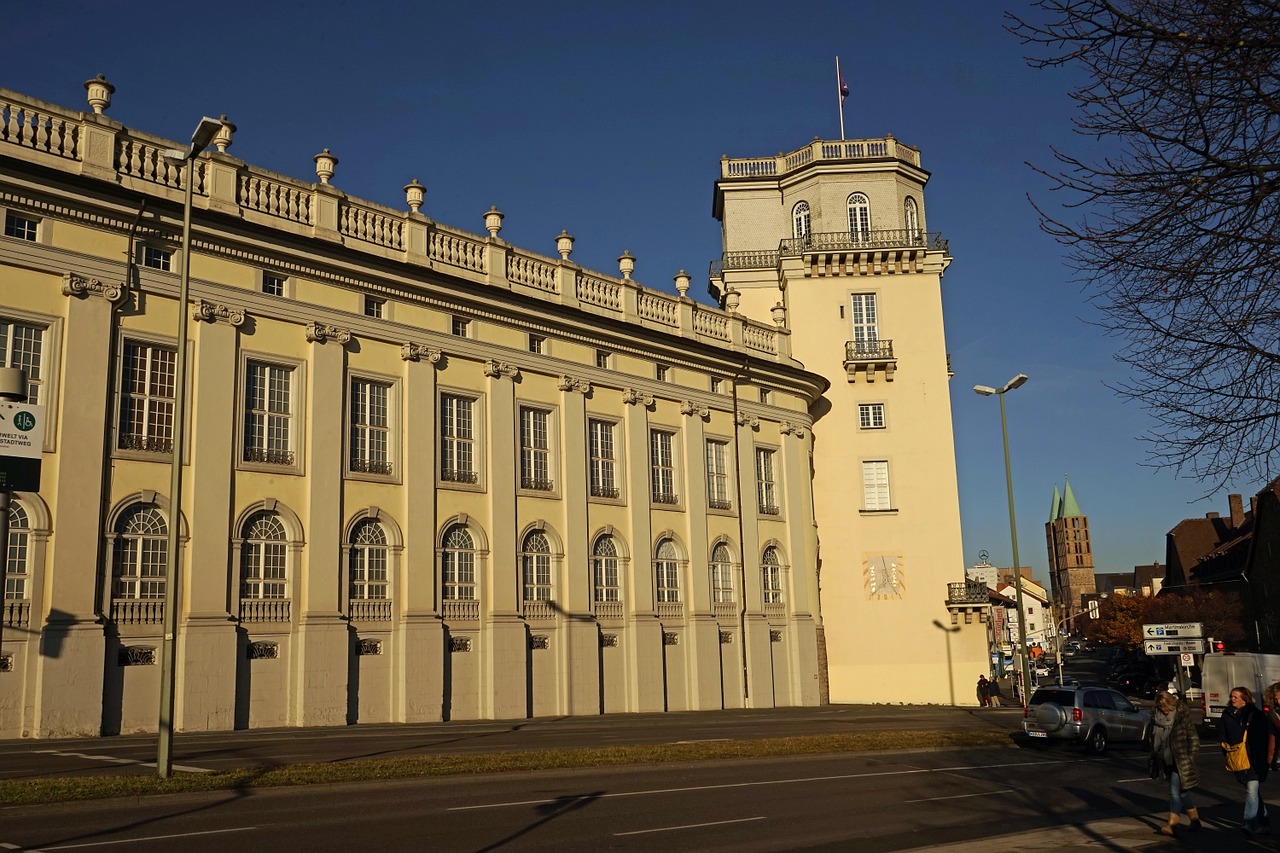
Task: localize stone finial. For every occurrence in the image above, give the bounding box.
[771,301,786,327]
[484,206,504,237]
[724,287,741,312]
[314,148,338,185]
[556,230,574,260]
[404,179,425,214]
[674,269,690,297]
[84,74,115,115]
[213,115,236,153]
[618,250,635,281]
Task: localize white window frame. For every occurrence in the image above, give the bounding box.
[518,405,556,493]
[450,316,470,337]
[706,438,732,511]
[240,511,288,600]
[261,271,287,297]
[904,196,920,238]
[792,201,811,239]
[528,333,546,354]
[363,295,386,319]
[592,535,621,603]
[116,337,178,457]
[762,546,784,605]
[848,192,871,241]
[5,500,30,600]
[440,390,483,488]
[862,459,893,511]
[849,293,880,357]
[442,524,477,601]
[756,447,779,515]
[1,310,60,449]
[858,402,886,430]
[349,519,390,601]
[649,428,679,506]
[347,372,398,480]
[3,210,38,242]
[595,349,611,369]
[240,354,305,473]
[588,417,622,501]
[710,543,734,604]
[111,505,168,601]
[140,244,173,272]
[521,531,553,603]
[655,539,681,603]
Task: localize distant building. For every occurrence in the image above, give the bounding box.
[966,559,998,590]
[1045,479,1097,622]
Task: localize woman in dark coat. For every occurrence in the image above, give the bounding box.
[1151,689,1200,835]
[1220,685,1272,835]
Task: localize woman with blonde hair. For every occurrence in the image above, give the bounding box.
[1150,689,1201,835]
[1221,685,1272,835]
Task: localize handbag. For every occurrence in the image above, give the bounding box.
[1222,730,1250,773]
[1147,751,1164,779]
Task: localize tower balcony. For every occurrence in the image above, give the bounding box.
[844,339,895,383]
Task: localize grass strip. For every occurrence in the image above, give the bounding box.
[0,727,1015,807]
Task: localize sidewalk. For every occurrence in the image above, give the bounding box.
[923,812,1280,851]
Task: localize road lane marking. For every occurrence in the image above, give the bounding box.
[448,757,1075,810]
[33,750,213,774]
[20,827,256,850]
[905,789,1013,803]
[615,817,767,836]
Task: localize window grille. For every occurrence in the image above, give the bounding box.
[350,520,389,600]
[241,511,287,599]
[710,543,734,604]
[519,407,552,490]
[650,430,677,504]
[440,394,476,482]
[521,531,552,603]
[349,378,392,475]
[442,525,477,601]
[756,448,778,514]
[593,535,620,603]
[655,539,680,603]
[706,440,731,509]
[119,340,176,453]
[112,505,168,600]
[244,361,293,465]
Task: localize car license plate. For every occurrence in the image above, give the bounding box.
[1029,731,1047,738]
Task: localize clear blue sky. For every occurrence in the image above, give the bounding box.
[6,1,1249,584]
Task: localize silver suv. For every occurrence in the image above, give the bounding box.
[1022,685,1151,754]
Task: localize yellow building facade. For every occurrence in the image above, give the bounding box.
[0,79,983,738]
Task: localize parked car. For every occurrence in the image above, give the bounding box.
[1022,685,1152,754]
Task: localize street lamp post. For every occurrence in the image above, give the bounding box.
[974,374,1032,705]
[157,116,227,779]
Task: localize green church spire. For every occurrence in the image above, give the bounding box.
[1049,484,1062,521]
[1061,478,1082,517]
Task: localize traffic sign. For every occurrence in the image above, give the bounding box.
[1180,653,1194,665]
[1145,639,1206,655]
[0,402,43,459]
[1143,622,1203,639]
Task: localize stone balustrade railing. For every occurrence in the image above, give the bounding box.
[240,598,292,623]
[349,599,394,622]
[656,601,684,621]
[0,83,792,363]
[721,136,921,178]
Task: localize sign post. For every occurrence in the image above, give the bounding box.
[0,369,40,675]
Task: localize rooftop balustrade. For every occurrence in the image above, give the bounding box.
[0,82,792,364]
[720,137,922,179]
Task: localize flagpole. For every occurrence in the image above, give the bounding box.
[836,57,846,140]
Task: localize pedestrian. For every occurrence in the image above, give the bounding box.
[1265,682,1280,773]
[1150,689,1201,836]
[1220,685,1272,835]
[989,677,1003,707]
[977,675,990,707]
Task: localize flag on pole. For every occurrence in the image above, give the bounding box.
[838,71,849,104]
[836,57,848,141]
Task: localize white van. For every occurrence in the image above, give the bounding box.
[1200,652,1280,730]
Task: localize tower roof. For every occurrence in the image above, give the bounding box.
[1049,485,1062,521]
[1061,479,1082,517]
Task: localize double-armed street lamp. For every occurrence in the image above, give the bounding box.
[157,116,230,779]
[974,374,1033,704]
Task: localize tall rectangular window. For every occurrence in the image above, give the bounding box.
[850,294,879,356]
[862,460,892,511]
[440,394,477,483]
[706,439,731,510]
[858,403,886,429]
[141,246,172,271]
[756,448,779,514]
[520,406,552,490]
[650,430,677,504]
[119,340,176,453]
[588,419,619,498]
[0,318,44,405]
[244,361,293,465]
[3,212,37,241]
[349,377,392,475]
[262,272,286,296]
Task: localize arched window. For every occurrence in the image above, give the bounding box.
[655,538,680,603]
[762,546,783,604]
[711,543,734,603]
[349,519,388,600]
[592,535,620,603]
[847,193,871,241]
[5,501,29,600]
[903,196,920,239]
[241,511,287,599]
[113,505,168,599]
[442,524,476,601]
[792,201,811,239]
[521,531,552,602]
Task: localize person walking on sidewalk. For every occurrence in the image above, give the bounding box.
[1221,686,1271,836]
[1265,682,1280,774]
[1151,689,1201,836]
[977,675,991,707]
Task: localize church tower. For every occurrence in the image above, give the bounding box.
[711,136,976,705]
[1045,479,1096,622]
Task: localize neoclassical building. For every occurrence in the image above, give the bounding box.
[0,77,982,738]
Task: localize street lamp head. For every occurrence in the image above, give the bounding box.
[190,116,226,154]
[162,148,188,166]
[1004,373,1029,392]
[973,384,996,396]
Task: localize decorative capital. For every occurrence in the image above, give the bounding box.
[622,388,654,407]
[779,420,806,437]
[736,412,761,428]
[191,298,246,327]
[401,342,442,363]
[305,321,351,344]
[61,272,125,305]
[558,375,591,394]
[483,359,519,379]
[680,400,710,418]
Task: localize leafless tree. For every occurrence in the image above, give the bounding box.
[1007,1,1280,489]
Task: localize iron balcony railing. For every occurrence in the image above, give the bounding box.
[244,447,296,466]
[947,580,990,605]
[779,230,948,255]
[845,340,894,361]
